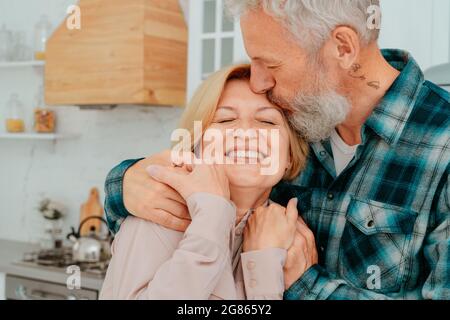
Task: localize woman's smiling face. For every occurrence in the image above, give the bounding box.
[202,79,292,189]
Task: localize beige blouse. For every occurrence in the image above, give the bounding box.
[100,193,287,300]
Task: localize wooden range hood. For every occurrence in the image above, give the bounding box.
[45,0,187,107]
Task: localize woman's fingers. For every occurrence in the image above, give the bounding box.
[286,197,299,227]
[146,165,186,197]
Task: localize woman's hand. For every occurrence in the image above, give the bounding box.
[283,217,319,290]
[243,198,298,252]
[146,153,230,201]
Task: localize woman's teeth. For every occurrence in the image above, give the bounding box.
[226,150,266,161]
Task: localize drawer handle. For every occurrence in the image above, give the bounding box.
[16,285,77,300]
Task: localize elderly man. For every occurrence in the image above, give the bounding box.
[103,0,449,299]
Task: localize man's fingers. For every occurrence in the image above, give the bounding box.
[170,151,198,173]
[146,165,184,193]
[297,214,307,226]
[296,219,316,249]
[286,197,299,226]
[147,208,191,232]
[156,197,191,220]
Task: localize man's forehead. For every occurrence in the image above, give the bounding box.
[240,10,295,55]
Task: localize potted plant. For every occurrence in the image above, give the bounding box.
[38,198,66,250]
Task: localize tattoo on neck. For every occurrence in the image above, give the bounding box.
[348,63,380,90]
[367,81,381,90]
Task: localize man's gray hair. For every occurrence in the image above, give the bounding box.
[225,0,381,52]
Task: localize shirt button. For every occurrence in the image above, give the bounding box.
[249,279,257,288]
[320,246,325,252]
[236,229,242,236]
[319,151,327,157]
[327,193,334,200]
[366,220,375,228]
[247,261,255,270]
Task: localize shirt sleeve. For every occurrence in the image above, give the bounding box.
[104,158,144,234]
[100,192,237,300]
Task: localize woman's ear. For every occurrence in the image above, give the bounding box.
[329,26,361,70]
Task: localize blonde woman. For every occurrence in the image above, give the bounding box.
[100,65,311,300]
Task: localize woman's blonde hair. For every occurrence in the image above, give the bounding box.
[177,64,308,181]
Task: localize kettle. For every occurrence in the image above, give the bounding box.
[67,216,112,263]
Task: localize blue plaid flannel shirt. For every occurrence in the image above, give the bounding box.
[104,49,450,300]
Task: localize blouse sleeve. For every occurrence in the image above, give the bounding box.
[99,193,236,300]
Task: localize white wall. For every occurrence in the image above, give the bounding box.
[378,0,450,70]
[0,0,183,243]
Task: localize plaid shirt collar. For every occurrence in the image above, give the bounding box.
[365,49,425,146]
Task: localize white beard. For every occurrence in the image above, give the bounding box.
[267,60,351,143]
[289,90,351,142]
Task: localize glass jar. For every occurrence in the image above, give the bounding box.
[34,15,52,61]
[40,219,64,250]
[11,31,29,62]
[34,86,55,133]
[5,94,25,133]
[0,24,12,61]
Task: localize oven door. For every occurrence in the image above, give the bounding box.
[5,275,98,300]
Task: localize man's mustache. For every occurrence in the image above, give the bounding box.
[266,90,296,114]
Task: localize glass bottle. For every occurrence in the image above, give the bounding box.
[5,94,25,133]
[34,15,52,61]
[34,86,55,133]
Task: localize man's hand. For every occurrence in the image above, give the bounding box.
[123,150,191,232]
[283,216,319,290]
[243,198,298,252]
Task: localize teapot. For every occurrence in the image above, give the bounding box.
[66,216,112,263]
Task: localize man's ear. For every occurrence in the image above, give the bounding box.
[330,26,360,70]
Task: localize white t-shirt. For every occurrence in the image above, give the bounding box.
[330,129,359,176]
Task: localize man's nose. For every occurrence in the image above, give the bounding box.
[250,66,275,94]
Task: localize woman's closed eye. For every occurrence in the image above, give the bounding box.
[215,118,236,124]
[257,119,277,126]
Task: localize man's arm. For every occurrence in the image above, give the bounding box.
[104,151,191,235]
[104,158,143,234]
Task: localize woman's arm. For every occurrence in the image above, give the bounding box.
[241,248,287,300]
[100,193,236,300]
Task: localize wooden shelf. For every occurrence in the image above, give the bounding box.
[0,61,45,68]
[0,133,78,141]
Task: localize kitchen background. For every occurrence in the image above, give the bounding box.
[0,0,449,300]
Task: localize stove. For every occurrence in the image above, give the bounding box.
[6,247,109,300]
[14,247,109,277]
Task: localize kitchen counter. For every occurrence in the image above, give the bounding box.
[0,239,104,291]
